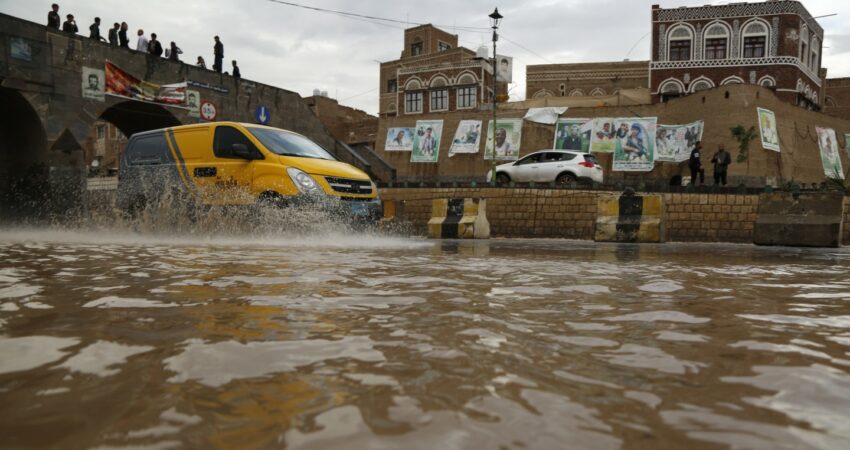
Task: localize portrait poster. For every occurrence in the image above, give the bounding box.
[655,120,704,162]
[589,118,617,153]
[816,127,843,179]
[385,127,414,151]
[554,118,592,152]
[757,107,780,152]
[81,67,105,102]
[449,120,482,156]
[846,134,850,159]
[411,120,443,163]
[186,90,201,118]
[612,117,657,172]
[484,118,522,161]
[496,55,513,83]
[10,37,32,61]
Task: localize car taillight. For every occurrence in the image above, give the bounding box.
[579,161,594,168]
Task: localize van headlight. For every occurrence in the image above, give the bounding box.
[287,167,323,195]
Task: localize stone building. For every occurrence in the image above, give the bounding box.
[650,1,824,109]
[379,24,506,118]
[525,61,649,99]
[824,77,850,121]
[83,120,126,177]
[304,94,378,146]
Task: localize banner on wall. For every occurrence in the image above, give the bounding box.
[554,118,592,152]
[385,127,414,151]
[449,120,482,156]
[186,90,201,118]
[589,118,618,153]
[757,107,780,152]
[655,121,704,162]
[496,55,513,83]
[484,118,522,160]
[81,67,105,102]
[816,127,844,179]
[612,117,657,172]
[105,61,186,105]
[411,120,443,163]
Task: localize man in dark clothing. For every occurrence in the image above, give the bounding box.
[89,17,105,41]
[563,125,583,150]
[118,22,129,48]
[62,14,77,34]
[213,36,223,73]
[148,33,163,56]
[108,22,119,45]
[711,144,732,186]
[47,4,60,29]
[688,141,705,185]
[232,60,241,79]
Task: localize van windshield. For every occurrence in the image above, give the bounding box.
[248,128,336,160]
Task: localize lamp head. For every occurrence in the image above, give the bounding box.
[489,8,503,28]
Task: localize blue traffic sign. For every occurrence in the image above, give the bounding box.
[254,105,271,125]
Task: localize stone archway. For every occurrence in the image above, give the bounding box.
[98,99,183,138]
[0,87,49,219]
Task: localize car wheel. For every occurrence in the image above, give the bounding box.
[556,173,576,185]
[496,173,511,185]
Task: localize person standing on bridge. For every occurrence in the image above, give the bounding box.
[168,42,182,62]
[213,36,223,73]
[148,33,163,57]
[47,4,60,29]
[136,29,148,52]
[232,60,240,79]
[62,14,77,34]
[108,22,119,45]
[119,22,129,48]
[89,17,105,42]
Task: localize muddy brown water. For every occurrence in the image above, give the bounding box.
[2,230,850,449]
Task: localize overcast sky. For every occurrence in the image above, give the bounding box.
[2,0,848,115]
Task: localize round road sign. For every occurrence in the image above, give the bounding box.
[200,101,218,121]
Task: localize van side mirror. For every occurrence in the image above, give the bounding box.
[232,143,252,159]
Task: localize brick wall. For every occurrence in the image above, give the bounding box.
[844,197,850,246]
[664,193,759,243]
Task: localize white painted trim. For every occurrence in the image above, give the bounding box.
[720,75,745,85]
[666,22,696,61]
[689,76,715,93]
[702,20,731,60]
[658,77,686,94]
[650,57,821,86]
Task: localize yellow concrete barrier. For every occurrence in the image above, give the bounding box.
[428,198,490,239]
[595,191,664,243]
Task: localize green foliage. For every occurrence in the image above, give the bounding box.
[826,167,847,191]
[730,125,758,163]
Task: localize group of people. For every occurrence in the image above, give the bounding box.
[688,143,732,186]
[47,3,240,78]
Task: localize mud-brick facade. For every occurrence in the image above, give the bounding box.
[525,61,650,100]
[379,24,506,118]
[304,95,378,146]
[824,78,850,122]
[650,1,824,109]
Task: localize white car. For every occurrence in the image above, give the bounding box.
[486,150,603,185]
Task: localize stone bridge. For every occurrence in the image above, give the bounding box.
[0,13,391,218]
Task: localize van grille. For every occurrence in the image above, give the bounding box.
[325,177,372,195]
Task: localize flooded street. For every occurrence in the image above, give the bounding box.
[2,230,850,449]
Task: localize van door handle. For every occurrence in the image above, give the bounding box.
[194,167,217,177]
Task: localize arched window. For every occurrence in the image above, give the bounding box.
[758,76,776,88]
[456,73,477,85]
[404,78,423,114]
[703,22,730,60]
[668,24,693,61]
[455,73,477,109]
[429,75,449,112]
[824,96,837,108]
[532,89,554,99]
[404,79,422,91]
[659,78,685,95]
[799,25,809,66]
[810,36,819,72]
[429,75,448,88]
[589,88,606,97]
[741,20,769,58]
[689,77,715,93]
[568,88,585,97]
[720,76,744,86]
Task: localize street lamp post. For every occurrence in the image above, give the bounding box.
[489,8,502,185]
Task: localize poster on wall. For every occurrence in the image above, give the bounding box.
[496,55,513,83]
[105,61,186,105]
[484,118,522,160]
[612,117,657,172]
[186,90,201,118]
[449,120,482,156]
[81,67,105,102]
[554,118,592,152]
[845,134,850,160]
[816,127,844,179]
[655,120,704,162]
[411,120,443,163]
[757,107,780,152]
[385,127,414,151]
[589,118,617,153]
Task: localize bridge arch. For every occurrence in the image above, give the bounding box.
[0,87,49,219]
[97,99,184,138]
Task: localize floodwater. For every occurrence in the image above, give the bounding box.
[2,230,850,449]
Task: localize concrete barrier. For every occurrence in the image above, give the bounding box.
[753,192,845,247]
[427,198,490,239]
[595,190,664,243]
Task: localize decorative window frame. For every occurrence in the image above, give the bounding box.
[454,71,479,86]
[403,77,423,91]
[720,75,745,85]
[757,75,776,87]
[456,85,477,110]
[689,76,715,93]
[568,88,586,97]
[740,18,770,58]
[658,77,686,95]
[667,23,696,61]
[810,36,819,72]
[532,89,555,99]
[702,21,731,60]
[650,57,821,86]
[589,87,606,96]
[404,91,423,115]
[799,25,810,66]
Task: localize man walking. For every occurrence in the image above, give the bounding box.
[688,141,705,185]
[711,144,732,186]
[136,29,148,52]
[47,4,60,29]
[213,36,223,73]
[108,22,119,45]
[119,22,129,48]
[89,17,105,41]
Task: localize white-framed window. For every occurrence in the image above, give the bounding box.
[720,76,744,85]
[457,86,476,109]
[438,41,451,52]
[405,91,423,114]
[689,77,715,93]
[799,25,809,66]
[568,88,585,97]
[703,22,730,60]
[810,36,819,71]
[668,24,693,61]
[589,87,606,96]
[758,76,776,88]
[741,20,769,58]
[430,89,448,111]
[659,78,685,95]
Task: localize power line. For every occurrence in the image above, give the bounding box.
[500,35,554,64]
[340,87,379,102]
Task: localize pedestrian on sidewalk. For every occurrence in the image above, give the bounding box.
[89,17,105,42]
[688,141,705,185]
[119,22,129,48]
[232,60,240,79]
[47,4,60,29]
[148,33,163,56]
[711,144,732,186]
[62,14,77,34]
[213,36,223,73]
[108,22,119,45]
[167,42,182,61]
[196,56,207,69]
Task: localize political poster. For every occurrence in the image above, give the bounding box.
[411,120,443,163]
[449,120,482,156]
[554,118,592,152]
[385,127,414,151]
[105,61,186,105]
[757,107,780,152]
[656,121,704,162]
[612,117,657,172]
[816,127,843,179]
[589,118,617,153]
[81,67,105,102]
[496,55,513,83]
[186,90,201,118]
[484,118,522,161]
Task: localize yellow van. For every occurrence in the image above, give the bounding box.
[117,122,381,219]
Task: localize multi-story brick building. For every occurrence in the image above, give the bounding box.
[649,1,824,109]
[526,61,650,100]
[84,120,126,177]
[378,24,506,118]
[305,94,378,146]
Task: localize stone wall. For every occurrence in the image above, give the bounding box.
[664,193,759,243]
